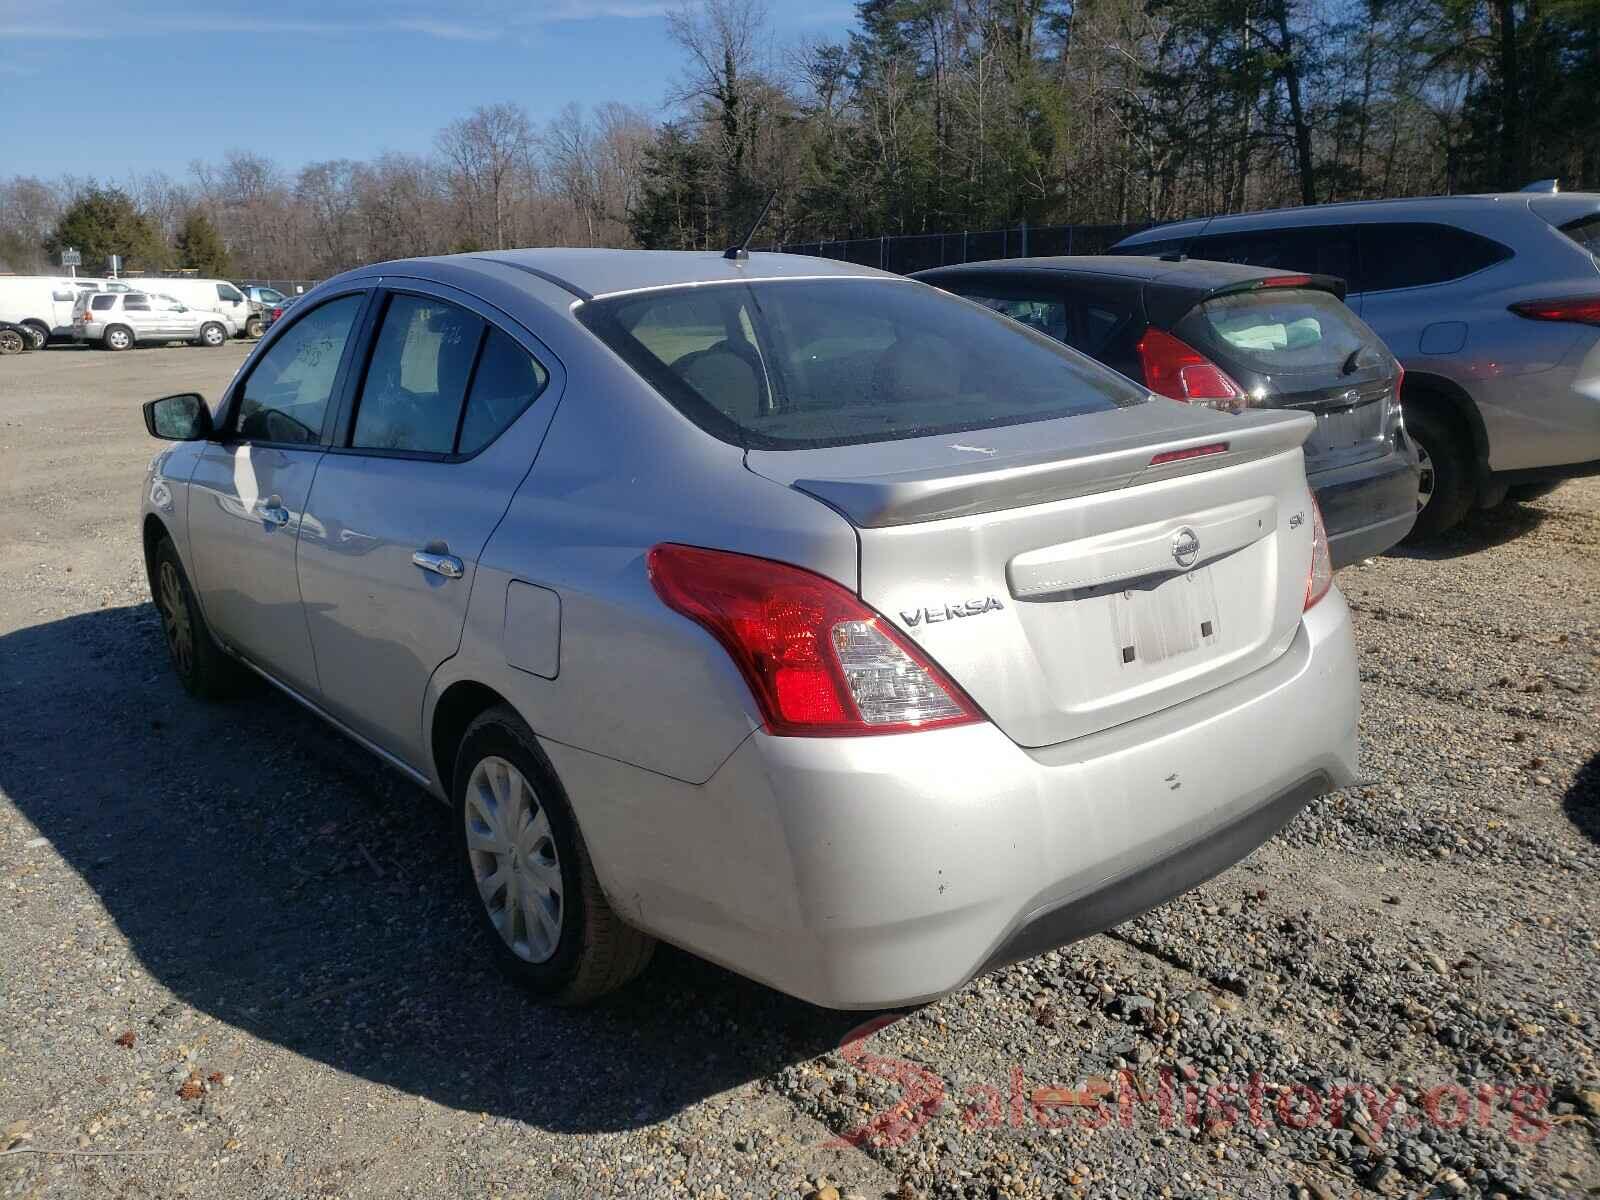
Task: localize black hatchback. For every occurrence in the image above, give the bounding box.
[914,256,1419,567]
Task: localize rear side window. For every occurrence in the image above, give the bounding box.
[1190,226,1358,285]
[352,295,484,454]
[1184,289,1368,376]
[457,328,549,456]
[91,294,116,311]
[578,278,1147,450]
[954,285,1131,358]
[1561,215,1600,257]
[1356,224,1511,292]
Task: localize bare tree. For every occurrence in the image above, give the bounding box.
[436,103,534,250]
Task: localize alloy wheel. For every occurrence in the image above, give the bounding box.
[202,324,225,346]
[463,755,563,963]
[158,561,194,677]
[1414,439,1435,513]
[107,329,131,350]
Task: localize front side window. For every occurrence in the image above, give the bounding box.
[1356,224,1511,293]
[578,279,1147,450]
[123,294,150,311]
[235,294,364,445]
[351,295,485,454]
[218,284,244,303]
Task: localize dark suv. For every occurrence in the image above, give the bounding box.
[1112,192,1600,536]
[916,256,1416,566]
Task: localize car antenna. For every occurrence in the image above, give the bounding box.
[724,192,777,261]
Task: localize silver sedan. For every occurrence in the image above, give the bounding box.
[139,249,1359,1008]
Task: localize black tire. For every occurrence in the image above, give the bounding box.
[0,329,24,355]
[1508,480,1562,503]
[452,705,655,1004]
[1402,403,1474,541]
[150,537,245,700]
[198,321,227,348]
[245,317,264,338]
[22,322,48,350]
[103,324,134,352]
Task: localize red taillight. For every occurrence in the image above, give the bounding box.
[271,306,284,320]
[1509,296,1600,326]
[646,544,984,737]
[1137,327,1249,413]
[1305,496,1333,610]
[1150,442,1229,466]
[1257,273,1313,288]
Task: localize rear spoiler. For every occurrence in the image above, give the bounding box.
[779,409,1315,528]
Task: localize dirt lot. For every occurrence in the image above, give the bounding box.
[0,344,1596,1200]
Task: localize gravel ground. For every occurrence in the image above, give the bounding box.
[1,344,1596,1200]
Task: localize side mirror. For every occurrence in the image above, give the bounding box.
[144,393,213,441]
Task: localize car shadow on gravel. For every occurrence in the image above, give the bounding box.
[1562,753,1600,847]
[1387,500,1547,562]
[0,605,866,1134]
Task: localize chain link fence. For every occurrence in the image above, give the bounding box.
[772,221,1150,274]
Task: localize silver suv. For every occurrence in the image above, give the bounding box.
[72,290,236,350]
[138,250,1358,1008]
[1114,192,1600,537]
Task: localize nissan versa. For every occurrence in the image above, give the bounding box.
[139,250,1359,1009]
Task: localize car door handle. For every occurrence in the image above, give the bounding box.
[259,501,291,528]
[412,550,464,579]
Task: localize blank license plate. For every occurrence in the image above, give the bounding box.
[1112,568,1222,666]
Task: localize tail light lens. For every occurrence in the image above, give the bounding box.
[1509,296,1600,326]
[647,543,984,737]
[1305,496,1333,611]
[1137,327,1250,413]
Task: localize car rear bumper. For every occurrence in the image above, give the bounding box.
[547,589,1360,1009]
[1309,441,1418,567]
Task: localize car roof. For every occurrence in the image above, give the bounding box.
[350,248,891,302]
[1119,191,1600,243]
[915,254,1300,289]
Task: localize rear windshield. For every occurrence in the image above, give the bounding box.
[1561,214,1600,257]
[576,278,1146,449]
[1187,288,1368,376]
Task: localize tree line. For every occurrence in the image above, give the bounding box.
[2,0,1595,281]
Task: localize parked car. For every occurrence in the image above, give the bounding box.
[138,249,1358,1009]
[239,285,294,337]
[0,275,104,347]
[914,257,1417,567]
[73,290,235,350]
[1111,190,1600,536]
[261,293,302,331]
[0,318,33,354]
[118,277,254,337]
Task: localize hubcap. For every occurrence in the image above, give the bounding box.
[205,326,223,345]
[1415,440,1435,513]
[464,756,563,963]
[109,330,129,349]
[158,561,194,677]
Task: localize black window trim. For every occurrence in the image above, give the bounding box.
[219,287,376,450]
[325,279,555,465]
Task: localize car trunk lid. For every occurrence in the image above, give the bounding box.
[748,401,1320,748]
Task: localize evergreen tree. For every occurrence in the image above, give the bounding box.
[173,209,231,276]
[45,187,167,272]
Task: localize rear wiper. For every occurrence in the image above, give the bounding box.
[1341,348,1363,375]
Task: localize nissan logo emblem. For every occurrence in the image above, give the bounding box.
[1171,527,1200,569]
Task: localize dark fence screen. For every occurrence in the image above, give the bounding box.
[773,222,1149,274]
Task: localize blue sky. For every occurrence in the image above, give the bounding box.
[0,0,853,180]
